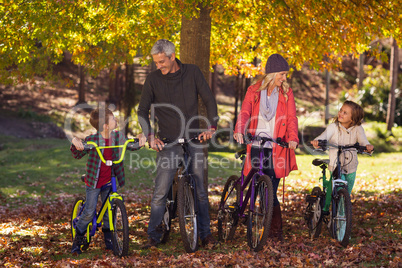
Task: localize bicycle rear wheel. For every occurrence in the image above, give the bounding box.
[177,175,199,253]
[111,199,129,257]
[247,175,274,252]
[71,197,91,251]
[305,187,324,239]
[218,175,240,242]
[331,188,352,247]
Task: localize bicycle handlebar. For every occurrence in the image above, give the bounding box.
[245,133,289,148]
[162,135,200,145]
[82,138,140,165]
[316,140,373,156]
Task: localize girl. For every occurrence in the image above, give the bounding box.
[311,100,374,213]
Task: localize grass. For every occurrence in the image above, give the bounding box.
[1,134,401,208]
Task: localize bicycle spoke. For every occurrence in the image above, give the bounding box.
[247,175,273,252]
[332,188,352,247]
[178,178,198,253]
[218,175,240,242]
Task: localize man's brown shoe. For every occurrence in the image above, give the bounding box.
[141,238,159,249]
[201,234,218,248]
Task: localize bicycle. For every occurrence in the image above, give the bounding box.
[217,134,289,251]
[158,136,200,253]
[71,138,140,257]
[304,140,372,247]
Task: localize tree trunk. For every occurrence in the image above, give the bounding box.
[108,65,121,107]
[358,53,365,90]
[78,64,86,104]
[210,64,217,95]
[109,66,116,105]
[180,3,212,192]
[234,74,240,126]
[325,70,330,124]
[123,63,136,136]
[386,38,398,132]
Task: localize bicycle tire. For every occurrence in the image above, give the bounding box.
[247,175,274,252]
[331,188,352,247]
[71,197,91,251]
[306,187,324,239]
[177,175,199,253]
[217,175,240,242]
[111,199,129,257]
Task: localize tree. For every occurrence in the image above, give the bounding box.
[2,0,401,81]
[386,38,399,132]
[180,3,212,190]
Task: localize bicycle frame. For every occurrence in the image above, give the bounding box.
[236,148,266,221]
[224,135,287,221]
[72,138,139,241]
[177,138,198,212]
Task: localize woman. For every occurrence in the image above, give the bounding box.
[234,54,299,241]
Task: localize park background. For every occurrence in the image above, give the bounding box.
[0,1,401,267]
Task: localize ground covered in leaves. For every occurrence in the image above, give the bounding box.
[0,186,401,268]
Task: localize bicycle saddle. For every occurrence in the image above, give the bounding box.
[312,159,329,166]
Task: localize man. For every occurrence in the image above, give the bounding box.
[137,39,218,249]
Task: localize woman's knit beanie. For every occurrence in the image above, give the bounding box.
[265,54,289,74]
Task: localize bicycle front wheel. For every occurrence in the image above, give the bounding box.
[111,199,129,257]
[177,175,199,253]
[331,188,352,247]
[247,175,274,252]
[218,175,240,242]
[71,197,85,240]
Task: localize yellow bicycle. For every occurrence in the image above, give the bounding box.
[71,139,140,257]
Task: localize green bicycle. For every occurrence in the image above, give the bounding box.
[304,140,372,247]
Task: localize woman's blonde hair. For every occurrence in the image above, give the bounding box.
[257,72,289,101]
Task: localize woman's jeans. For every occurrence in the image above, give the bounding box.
[76,184,111,235]
[250,146,281,207]
[147,143,212,242]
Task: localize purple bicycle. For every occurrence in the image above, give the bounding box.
[217,134,288,251]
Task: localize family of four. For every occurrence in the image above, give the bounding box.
[70,39,373,254]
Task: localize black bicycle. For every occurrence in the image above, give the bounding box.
[158,136,200,253]
[304,140,372,247]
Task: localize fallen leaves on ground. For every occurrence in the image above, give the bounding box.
[0,188,400,267]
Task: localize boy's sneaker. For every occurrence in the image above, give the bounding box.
[103,229,114,250]
[71,234,86,255]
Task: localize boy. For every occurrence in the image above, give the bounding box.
[70,108,145,254]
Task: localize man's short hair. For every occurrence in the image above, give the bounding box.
[150,39,175,57]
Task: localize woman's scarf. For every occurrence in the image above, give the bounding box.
[259,87,279,122]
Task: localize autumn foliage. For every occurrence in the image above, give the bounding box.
[0,186,400,267]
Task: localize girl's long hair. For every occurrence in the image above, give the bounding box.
[334,100,364,126]
[256,72,289,101]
